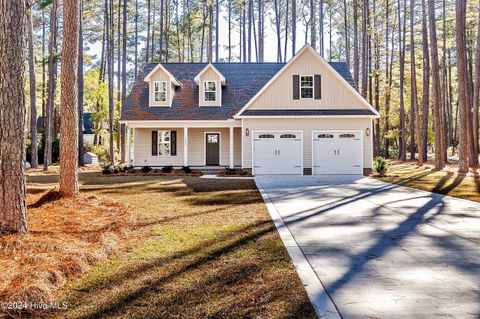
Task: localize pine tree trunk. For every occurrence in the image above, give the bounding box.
[242,3,246,62]
[146,0,151,62]
[0,0,28,234]
[457,0,469,172]
[228,0,232,61]
[398,0,406,161]
[421,0,430,162]
[283,0,288,61]
[208,5,213,62]
[44,0,58,170]
[310,0,316,48]
[291,0,296,56]
[120,0,127,163]
[428,0,445,169]
[274,0,282,62]
[383,0,391,157]
[353,0,359,88]
[474,4,480,159]
[159,0,164,61]
[42,9,46,125]
[108,0,115,163]
[27,1,38,168]
[410,0,421,163]
[78,0,84,166]
[344,0,350,68]
[361,0,368,97]
[134,0,138,76]
[215,0,219,62]
[248,0,252,62]
[319,0,324,56]
[60,0,80,197]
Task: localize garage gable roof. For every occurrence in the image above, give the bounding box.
[235,44,380,118]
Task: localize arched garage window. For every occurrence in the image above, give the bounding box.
[259,134,274,138]
[280,134,296,138]
[318,134,334,138]
[339,133,356,138]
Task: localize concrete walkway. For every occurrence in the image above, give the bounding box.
[255,175,480,319]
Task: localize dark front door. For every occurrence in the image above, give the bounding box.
[206,133,220,166]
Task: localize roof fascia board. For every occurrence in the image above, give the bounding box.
[143,63,181,86]
[234,115,379,119]
[194,63,226,85]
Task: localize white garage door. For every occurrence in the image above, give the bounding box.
[313,131,363,175]
[253,132,302,175]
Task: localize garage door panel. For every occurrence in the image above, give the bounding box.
[313,131,363,175]
[253,132,302,175]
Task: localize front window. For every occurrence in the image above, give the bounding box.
[154,81,167,102]
[158,130,170,155]
[300,76,314,99]
[204,81,216,102]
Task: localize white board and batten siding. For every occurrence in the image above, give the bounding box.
[242,118,373,172]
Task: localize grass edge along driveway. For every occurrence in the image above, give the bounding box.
[24,174,317,319]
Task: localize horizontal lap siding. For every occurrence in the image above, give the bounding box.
[242,118,372,169]
[134,127,242,167]
[133,128,184,166]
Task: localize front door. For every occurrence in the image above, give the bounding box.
[206,133,220,166]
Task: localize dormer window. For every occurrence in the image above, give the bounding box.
[204,81,217,102]
[154,81,167,102]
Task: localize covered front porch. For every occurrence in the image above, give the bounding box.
[123,120,242,169]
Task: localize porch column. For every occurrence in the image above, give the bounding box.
[184,127,189,166]
[229,127,234,168]
[127,126,132,166]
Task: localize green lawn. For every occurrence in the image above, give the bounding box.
[375,161,480,202]
[25,173,315,319]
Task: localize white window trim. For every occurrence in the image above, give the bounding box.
[203,80,217,103]
[158,130,171,156]
[154,81,167,102]
[299,75,314,100]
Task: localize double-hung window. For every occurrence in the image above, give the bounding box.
[300,76,314,99]
[204,81,216,102]
[154,81,167,102]
[158,130,170,155]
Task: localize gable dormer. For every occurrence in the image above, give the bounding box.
[194,64,226,107]
[144,64,180,107]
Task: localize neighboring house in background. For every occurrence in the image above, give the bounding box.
[120,44,380,175]
[81,113,95,145]
[37,112,96,146]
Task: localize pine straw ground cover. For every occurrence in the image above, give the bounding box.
[0,188,137,319]
[375,160,480,202]
[14,173,316,319]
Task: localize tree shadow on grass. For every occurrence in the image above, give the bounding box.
[61,217,316,319]
[432,173,465,195]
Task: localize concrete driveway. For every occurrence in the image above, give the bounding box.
[255,175,480,319]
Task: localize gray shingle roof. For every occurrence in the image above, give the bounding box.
[240,109,376,116]
[121,62,357,121]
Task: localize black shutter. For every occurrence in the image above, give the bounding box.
[314,74,321,99]
[152,131,158,156]
[293,75,300,100]
[171,130,177,156]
